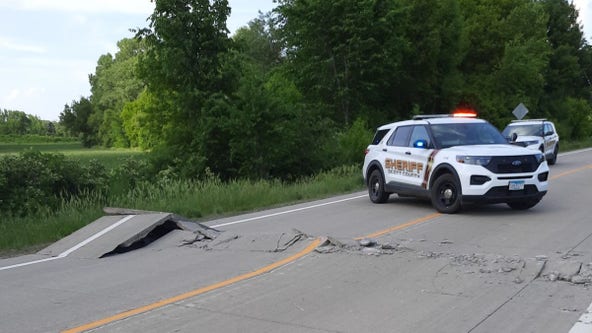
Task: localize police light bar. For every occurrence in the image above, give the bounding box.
[452,112,477,118]
[452,107,477,118]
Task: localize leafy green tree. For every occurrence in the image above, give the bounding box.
[458,0,550,126]
[0,109,31,135]
[539,0,592,137]
[59,97,95,147]
[220,61,332,179]
[89,38,145,147]
[233,11,284,73]
[120,90,164,150]
[276,0,404,125]
[275,0,465,127]
[396,0,464,116]
[136,0,234,177]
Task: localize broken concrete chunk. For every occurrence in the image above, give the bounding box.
[358,238,376,247]
[361,247,382,256]
[380,243,398,250]
[571,275,589,284]
[542,260,582,282]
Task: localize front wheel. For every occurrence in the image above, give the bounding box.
[507,199,540,210]
[430,174,462,214]
[368,169,390,203]
[548,144,558,165]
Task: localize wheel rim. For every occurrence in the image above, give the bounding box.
[438,182,457,207]
[371,176,380,197]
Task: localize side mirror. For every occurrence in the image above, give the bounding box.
[511,133,518,142]
[413,139,428,149]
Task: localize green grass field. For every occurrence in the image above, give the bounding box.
[0,141,146,169]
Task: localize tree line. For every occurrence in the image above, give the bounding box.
[59,0,592,180]
[0,109,64,137]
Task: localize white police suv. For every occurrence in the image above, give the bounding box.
[501,119,560,165]
[363,113,549,213]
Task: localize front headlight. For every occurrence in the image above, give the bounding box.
[535,153,545,164]
[523,140,540,146]
[456,155,492,166]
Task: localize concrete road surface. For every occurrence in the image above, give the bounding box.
[1,149,592,333]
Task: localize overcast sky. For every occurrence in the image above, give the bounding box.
[0,0,590,121]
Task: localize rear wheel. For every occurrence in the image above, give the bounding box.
[368,169,390,203]
[507,199,540,210]
[430,174,462,214]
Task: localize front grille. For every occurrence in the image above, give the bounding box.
[486,185,540,197]
[485,155,540,174]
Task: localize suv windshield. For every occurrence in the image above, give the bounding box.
[431,123,507,148]
[501,124,543,138]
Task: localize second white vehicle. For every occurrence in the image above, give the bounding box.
[363,113,549,213]
[501,119,560,165]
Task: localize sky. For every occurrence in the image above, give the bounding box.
[0,0,590,122]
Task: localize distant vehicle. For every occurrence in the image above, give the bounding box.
[362,112,549,213]
[501,119,560,165]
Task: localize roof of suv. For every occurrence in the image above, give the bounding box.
[507,119,551,126]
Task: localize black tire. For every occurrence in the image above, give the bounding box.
[507,199,540,210]
[548,144,558,165]
[430,173,462,214]
[368,169,390,203]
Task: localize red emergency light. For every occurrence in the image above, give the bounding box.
[452,107,477,118]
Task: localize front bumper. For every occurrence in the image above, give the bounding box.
[463,185,547,204]
[453,161,549,203]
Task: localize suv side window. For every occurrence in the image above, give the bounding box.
[408,125,430,148]
[387,126,412,147]
[544,123,554,136]
[371,129,391,145]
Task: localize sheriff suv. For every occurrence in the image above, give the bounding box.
[362,114,549,213]
[501,119,560,165]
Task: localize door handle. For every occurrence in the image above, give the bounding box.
[382,149,387,152]
[405,151,411,155]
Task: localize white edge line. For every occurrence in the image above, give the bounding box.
[0,257,61,271]
[58,215,135,257]
[0,215,136,271]
[211,195,367,228]
[559,147,592,157]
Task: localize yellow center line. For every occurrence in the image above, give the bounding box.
[62,238,322,333]
[550,164,592,180]
[354,212,442,240]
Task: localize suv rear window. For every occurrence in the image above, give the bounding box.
[371,129,390,145]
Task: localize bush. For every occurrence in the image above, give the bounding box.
[108,157,154,195]
[325,117,374,167]
[0,151,108,216]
